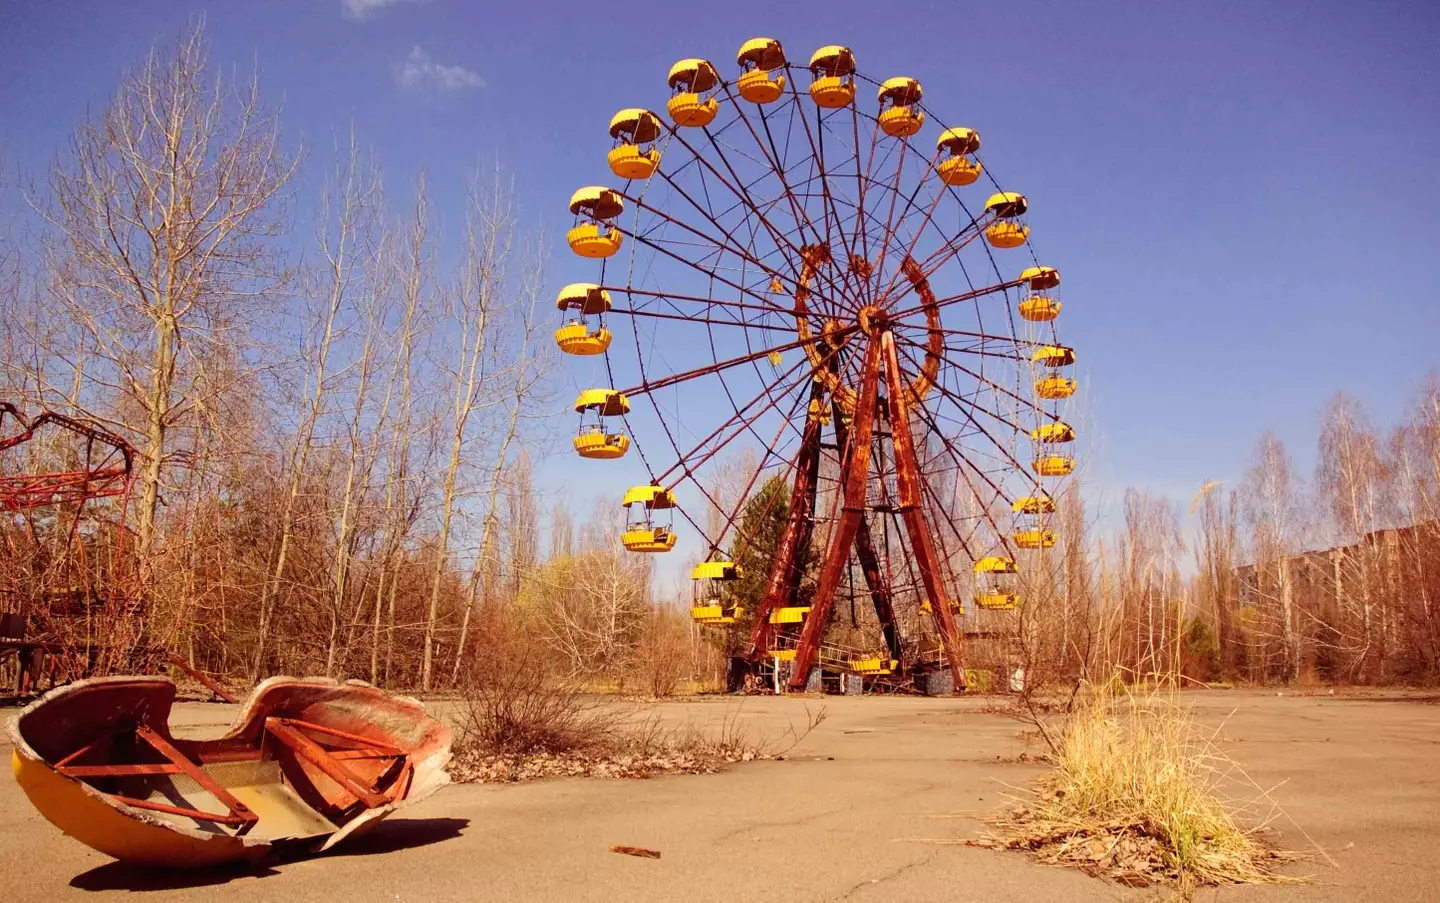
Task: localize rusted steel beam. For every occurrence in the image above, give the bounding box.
[744,384,826,662]
[134,725,258,828]
[881,331,966,691]
[265,718,389,810]
[829,397,902,663]
[165,652,238,704]
[787,335,884,689]
[278,717,404,755]
[853,518,902,663]
[105,794,255,827]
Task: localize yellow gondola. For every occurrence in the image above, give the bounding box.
[1032,455,1076,477]
[691,559,743,624]
[808,45,855,107]
[936,127,983,186]
[1036,375,1076,399]
[1012,529,1057,549]
[1031,344,1075,368]
[1012,493,1056,515]
[849,655,898,674]
[622,484,677,552]
[877,77,924,137]
[573,389,630,459]
[1031,422,1076,444]
[769,606,810,624]
[607,109,664,180]
[1018,265,1062,321]
[983,191,1029,249]
[973,556,1019,610]
[667,58,720,127]
[736,38,786,104]
[567,187,624,258]
[554,282,613,355]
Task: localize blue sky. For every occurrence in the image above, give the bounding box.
[2,0,1438,564]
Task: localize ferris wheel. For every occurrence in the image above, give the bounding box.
[558,38,1077,692]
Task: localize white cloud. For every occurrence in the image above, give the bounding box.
[342,0,419,20]
[398,46,485,90]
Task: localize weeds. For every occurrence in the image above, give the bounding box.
[971,685,1302,892]
[452,646,828,783]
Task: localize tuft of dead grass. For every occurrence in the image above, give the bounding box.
[970,686,1304,892]
[452,647,826,783]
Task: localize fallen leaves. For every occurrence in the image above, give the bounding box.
[609,845,661,859]
[452,745,772,783]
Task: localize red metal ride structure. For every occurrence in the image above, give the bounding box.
[1,402,137,692]
[558,39,1079,693]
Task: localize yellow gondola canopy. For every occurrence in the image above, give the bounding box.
[569,186,624,220]
[1019,265,1059,290]
[737,37,785,69]
[877,76,923,105]
[556,283,612,314]
[937,127,981,155]
[692,560,742,580]
[1032,422,1076,443]
[974,556,1017,574]
[809,44,855,74]
[985,191,1028,218]
[1013,493,1056,514]
[574,389,629,416]
[609,108,664,143]
[623,484,677,509]
[668,58,720,92]
[1032,345,1076,367]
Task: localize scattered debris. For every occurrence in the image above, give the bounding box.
[8,676,452,868]
[609,845,661,859]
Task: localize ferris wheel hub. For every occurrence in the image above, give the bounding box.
[857,305,891,336]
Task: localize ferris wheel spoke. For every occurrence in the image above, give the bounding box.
[616,227,798,317]
[887,277,1019,323]
[647,164,806,291]
[621,191,836,310]
[607,302,795,333]
[654,341,840,485]
[894,333,1052,416]
[681,378,819,557]
[715,88,858,316]
[618,326,856,398]
[890,340,1031,470]
[783,75,870,309]
[904,397,1017,545]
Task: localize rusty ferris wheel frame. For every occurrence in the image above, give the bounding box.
[563,42,1075,692]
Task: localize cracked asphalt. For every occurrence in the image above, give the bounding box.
[4,690,1438,901]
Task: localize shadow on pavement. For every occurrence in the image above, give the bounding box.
[67,817,470,892]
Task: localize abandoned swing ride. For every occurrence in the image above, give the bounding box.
[559,39,1077,694]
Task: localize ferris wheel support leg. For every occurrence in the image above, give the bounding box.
[787,338,884,691]
[881,331,967,692]
[743,385,825,663]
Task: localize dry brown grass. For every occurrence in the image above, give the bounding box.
[972,685,1303,893]
[451,645,826,783]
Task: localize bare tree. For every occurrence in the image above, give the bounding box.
[42,24,295,573]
